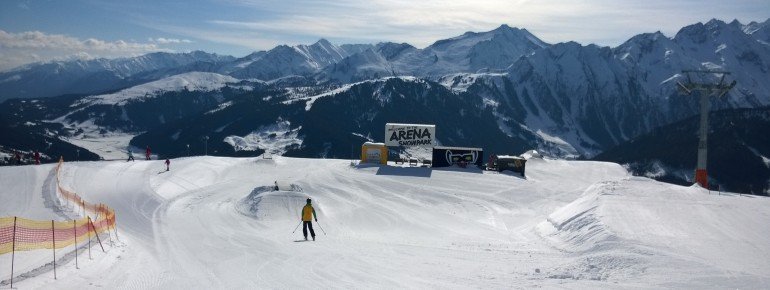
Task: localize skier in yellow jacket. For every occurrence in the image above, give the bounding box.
[301,198,318,241]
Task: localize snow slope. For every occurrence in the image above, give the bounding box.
[77,72,240,106]
[0,164,87,283]
[1,157,769,288]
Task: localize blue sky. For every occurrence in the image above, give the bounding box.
[0,0,768,70]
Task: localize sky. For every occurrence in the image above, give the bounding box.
[0,0,768,71]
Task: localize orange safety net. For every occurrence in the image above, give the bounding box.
[0,159,116,255]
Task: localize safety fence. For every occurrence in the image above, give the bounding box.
[1,158,117,287]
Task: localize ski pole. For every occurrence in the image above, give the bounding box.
[316,221,326,235]
[292,221,302,233]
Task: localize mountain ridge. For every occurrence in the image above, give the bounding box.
[0,51,235,101]
[2,18,767,103]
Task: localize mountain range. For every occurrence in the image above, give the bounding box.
[1,18,769,193]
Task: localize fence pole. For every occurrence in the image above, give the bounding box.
[87,217,92,259]
[103,204,113,243]
[89,218,106,252]
[105,205,112,243]
[113,213,119,241]
[10,217,17,288]
[52,220,57,279]
[73,220,78,269]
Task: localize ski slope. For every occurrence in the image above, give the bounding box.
[1,157,769,288]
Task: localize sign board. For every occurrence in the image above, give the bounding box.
[366,148,382,162]
[385,123,436,147]
[431,146,484,168]
[360,142,387,164]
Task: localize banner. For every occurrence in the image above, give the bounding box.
[431,146,484,168]
[384,123,435,147]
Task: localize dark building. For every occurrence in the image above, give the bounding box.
[488,155,526,176]
[432,146,484,168]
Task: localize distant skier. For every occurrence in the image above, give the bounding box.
[127,149,135,162]
[145,146,151,160]
[300,198,318,241]
[274,181,279,191]
[14,151,22,165]
[34,151,40,165]
[165,159,170,171]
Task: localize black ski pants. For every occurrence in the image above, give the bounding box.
[303,221,315,238]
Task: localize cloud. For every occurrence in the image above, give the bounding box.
[144,22,288,50]
[153,0,770,50]
[149,37,193,44]
[203,0,515,47]
[0,30,166,71]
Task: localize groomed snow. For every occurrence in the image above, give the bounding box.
[1,157,769,288]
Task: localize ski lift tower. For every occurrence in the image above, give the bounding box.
[676,70,736,189]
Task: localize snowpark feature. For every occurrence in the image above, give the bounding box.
[1,156,769,288]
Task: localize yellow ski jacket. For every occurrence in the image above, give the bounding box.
[302,204,317,221]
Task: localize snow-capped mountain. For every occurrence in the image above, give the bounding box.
[0,51,235,101]
[318,44,406,83]
[226,39,373,80]
[456,19,770,157]
[318,24,549,83]
[671,19,770,106]
[3,20,767,106]
[740,18,770,45]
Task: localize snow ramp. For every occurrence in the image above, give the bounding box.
[538,176,770,286]
[236,185,314,221]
